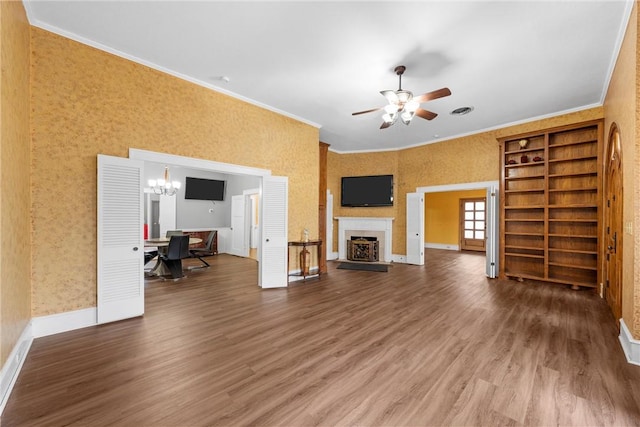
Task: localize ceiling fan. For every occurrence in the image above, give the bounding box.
[352,65,451,129]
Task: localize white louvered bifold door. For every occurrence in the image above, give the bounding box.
[406,192,425,265]
[259,176,288,288]
[97,155,144,324]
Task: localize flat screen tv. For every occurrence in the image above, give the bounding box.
[341,174,393,207]
[184,177,225,201]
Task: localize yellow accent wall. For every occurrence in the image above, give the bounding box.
[327,107,603,254]
[425,190,486,246]
[603,2,639,339]
[30,28,319,316]
[0,1,31,366]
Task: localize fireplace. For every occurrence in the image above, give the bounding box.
[335,217,394,262]
[347,236,379,262]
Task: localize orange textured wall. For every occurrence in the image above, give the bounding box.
[31,28,319,316]
[328,108,603,255]
[0,1,31,365]
[604,3,637,337]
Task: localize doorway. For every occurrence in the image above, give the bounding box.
[603,123,623,323]
[128,148,288,288]
[415,180,499,278]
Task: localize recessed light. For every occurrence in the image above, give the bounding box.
[450,106,474,116]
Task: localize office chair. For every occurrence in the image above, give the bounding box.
[190,230,217,268]
[159,234,190,280]
[166,230,183,237]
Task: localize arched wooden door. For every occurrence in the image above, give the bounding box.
[603,123,623,323]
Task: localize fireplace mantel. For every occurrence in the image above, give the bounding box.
[335,217,394,262]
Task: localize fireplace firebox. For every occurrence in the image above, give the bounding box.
[347,236,379,262]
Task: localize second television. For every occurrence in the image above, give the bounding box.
[341,174,393,207]
[184,177,225,201]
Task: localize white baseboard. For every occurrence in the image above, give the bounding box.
[0,324,33,415]
[288,267,320,282]
[619,318,640,366]
[327,251,338,261]
[391,254,406,263]
[425,243,460,251]
[31,307,97,338]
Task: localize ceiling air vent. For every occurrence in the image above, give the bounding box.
[450,106,474,116]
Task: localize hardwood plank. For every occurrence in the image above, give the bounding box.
[3,250,640,426]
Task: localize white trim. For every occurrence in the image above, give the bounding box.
[328,105,602,154]
[31,308,98,338]
[619,318,640,366]
[129,149,272,177]
[288,267,320,282]
[417,180,499,193]
[425,243,460,251]
[328,251,339,261]
[0,324,33,416]
[391,254,405,263]
[600,0,635,104]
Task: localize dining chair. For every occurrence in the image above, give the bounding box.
[189,230,217,268]
[159,234,190,280]
[165,230,183,237]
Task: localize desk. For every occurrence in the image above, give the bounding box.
[144,237,202,278]
[144,237,202,248]
[288,240,322,281]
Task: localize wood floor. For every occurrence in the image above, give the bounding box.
[3,250,640,426]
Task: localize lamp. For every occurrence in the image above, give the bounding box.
[148,166,181,196]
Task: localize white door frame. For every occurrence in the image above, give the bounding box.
[415,180,499,278]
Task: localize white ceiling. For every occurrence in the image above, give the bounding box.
[24,1,632,153]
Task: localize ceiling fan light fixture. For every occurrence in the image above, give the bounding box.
[405,99,420,113]
[381,90,398,104]
[382,113,396,123]
[401,110,414,124]
[384,104,398,114]
[397,90,412,104]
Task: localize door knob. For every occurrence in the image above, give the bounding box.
[133,247,139,251]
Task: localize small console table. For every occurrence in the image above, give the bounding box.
[288,239,322,281]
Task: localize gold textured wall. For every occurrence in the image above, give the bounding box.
[425,190,486,245]
[603,2,638,338]
[31,28,319,316]
[327,150,399,252]
[0,1,31,366]
[328,108,603,255]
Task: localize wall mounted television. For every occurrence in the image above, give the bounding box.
[184,177,225,201]
[341,174,394,207]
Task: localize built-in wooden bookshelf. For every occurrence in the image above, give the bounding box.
[499,120,603,289]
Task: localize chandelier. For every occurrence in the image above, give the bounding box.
[148,166,181,196]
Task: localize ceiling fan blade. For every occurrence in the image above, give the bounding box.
[414,87,452,103]
[352,107,382,116]
[415,108,438,121]
[380,121,392,129]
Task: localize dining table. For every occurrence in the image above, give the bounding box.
[144,236,202,278]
